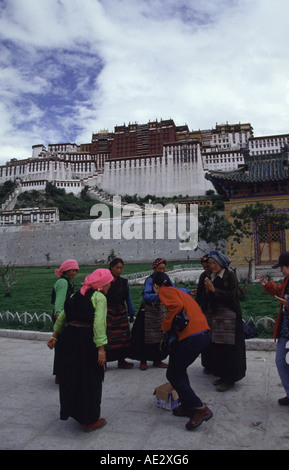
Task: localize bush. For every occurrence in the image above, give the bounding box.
[16,184,98,221]
[0,180,16,205]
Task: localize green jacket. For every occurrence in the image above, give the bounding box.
[54,290,108,348]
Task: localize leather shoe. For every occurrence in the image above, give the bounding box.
[153,361,168,368]
[213,378,223,386]
[186,406,213,430]
[118,360,134,369]
[216,382,234,392]
[173,404,191,417]
[84,418,106,432]
[278,396,289,406]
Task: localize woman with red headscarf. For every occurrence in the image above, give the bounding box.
[51,259,79,383]
[47,268,114,433]
[105,258,135,369]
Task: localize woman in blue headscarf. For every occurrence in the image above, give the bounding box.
[202,250,246,391]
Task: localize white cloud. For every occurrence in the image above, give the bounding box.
[0,0,288,164]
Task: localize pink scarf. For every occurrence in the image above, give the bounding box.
[55,259,79,277]
[80,269,114,295]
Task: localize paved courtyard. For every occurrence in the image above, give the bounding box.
[0,333,288,451]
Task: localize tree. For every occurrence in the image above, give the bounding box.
[0,264,29,297]
[229,202,289,282]
[0,180,16,204]
[197,205,234,251]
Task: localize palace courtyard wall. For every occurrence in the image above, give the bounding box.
[0,216,208,267]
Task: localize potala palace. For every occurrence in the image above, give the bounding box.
[1,119,289,217]
[0,119,289,265]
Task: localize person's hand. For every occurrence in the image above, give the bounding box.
[153,283,160,293]
[275,295,289,307]
[98,347,106,366]
[204,277,215,293]
[258,275,268,286]
[191,288,197,296]
[47,336,57,349]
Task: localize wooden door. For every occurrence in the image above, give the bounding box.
[258,222,282,264]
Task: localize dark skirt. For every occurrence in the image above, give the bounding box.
[129,302,168,362]
[52,314,63,376]
[201,313,246,383]
[105,304,131,362]
[53,333,63,376]
[59,326,104,426]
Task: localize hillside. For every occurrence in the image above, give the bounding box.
[0,180,16,206]
[13,183,101,221]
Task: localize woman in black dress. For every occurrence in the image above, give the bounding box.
[47,268,114,432]
[203,250,246,391]
[105,258,135,369]
[51,259,79,383]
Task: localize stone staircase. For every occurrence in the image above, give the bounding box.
[1,183,22,211]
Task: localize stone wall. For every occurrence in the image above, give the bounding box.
[0,216,208,267]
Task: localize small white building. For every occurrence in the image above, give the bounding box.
[0,207,59,225]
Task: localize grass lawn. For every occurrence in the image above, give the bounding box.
[0,263,281,337]
[0,261,195,314]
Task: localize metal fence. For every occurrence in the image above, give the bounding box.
[122,270,152,280]
[0,310,274,334]
[122,265,199,281]
[0,311,53,325]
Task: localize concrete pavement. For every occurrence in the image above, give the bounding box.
[0,330,288,451]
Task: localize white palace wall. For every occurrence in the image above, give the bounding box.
[1,142,214,199]
[0,156,99,195]
[101,152,214,197]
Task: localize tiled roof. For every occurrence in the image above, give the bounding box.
[205,146,289,185]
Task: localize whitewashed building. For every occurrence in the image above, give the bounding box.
[0,121,288,209]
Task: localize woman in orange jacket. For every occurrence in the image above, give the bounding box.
[153,272,212,431]
[259,251,289,406]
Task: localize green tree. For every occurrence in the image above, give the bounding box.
[197,205,234,251]
[0,180,16,204]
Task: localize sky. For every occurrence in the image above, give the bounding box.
[0,0,289,164]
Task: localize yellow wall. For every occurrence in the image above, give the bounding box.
[224,194,289,266]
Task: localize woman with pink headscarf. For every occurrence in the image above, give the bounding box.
[51,259,79,383]
[47,268,114,433]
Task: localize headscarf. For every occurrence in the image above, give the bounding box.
[80,268,114,295]
[152,258,167,270]
[208,250,231,269]
[55,259,79,277]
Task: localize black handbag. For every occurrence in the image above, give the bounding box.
[159,309,190,356]
[173,309,190,332]
[160,330,177,356]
